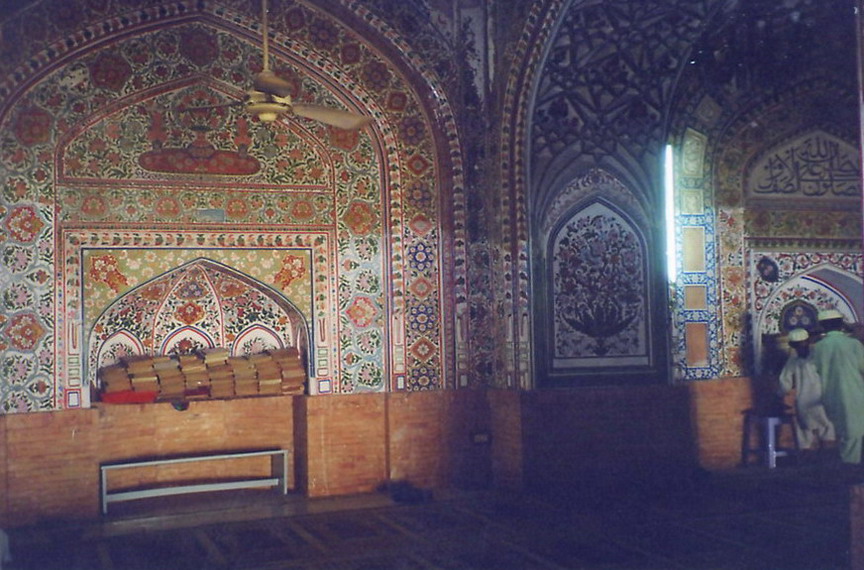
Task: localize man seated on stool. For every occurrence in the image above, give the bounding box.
[778,328,835,454]
[811,309,864,467]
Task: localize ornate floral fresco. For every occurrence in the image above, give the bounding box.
[86,257,311,397]
[510,0,860,386]
[0,0,468,412]
[667,114,862,380]
[712,93,862,379]
[59,229,335,408]
[522,0,724,386]
[538,169,653,379]
[1,0,861,411]
[551,203,647,367]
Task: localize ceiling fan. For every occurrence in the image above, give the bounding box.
[185,0,372,130]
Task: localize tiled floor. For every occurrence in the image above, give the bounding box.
[5,459,862,569]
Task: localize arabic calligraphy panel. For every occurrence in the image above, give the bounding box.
[745,130,860,207]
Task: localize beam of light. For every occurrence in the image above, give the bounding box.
[664,144,677,283]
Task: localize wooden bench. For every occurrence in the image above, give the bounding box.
[100,449,290,515]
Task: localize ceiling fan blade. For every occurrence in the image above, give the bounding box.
[177,101,243,113]
[253,70,293,99]
[293,104,372,130]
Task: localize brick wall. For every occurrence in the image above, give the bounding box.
[0,397,295,527]
[299,390,491,497]
[518,384,697,492]
[1,391,490,526]
[97,398,296,492]
[3,409,99,526]
[443,389,492,490]
[1,378,756,527]
[688,376,753,469]
[301,393,387,497]
[388,391,447,487]
[487,389,523,490]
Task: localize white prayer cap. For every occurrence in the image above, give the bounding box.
[817,309,844,322]
[787,328,808,342]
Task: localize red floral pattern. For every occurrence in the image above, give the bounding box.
[386,92,408,112]
[346,297,378,328]
[88,52,132,92]
[3,313,45,351]
[341,43,362,65]
[80,195,108,218]
[330,127,360,151]
[155,197,181,218]
[284,7,306,30]
[88,255,128,292]
[274,254,307,289]
[216,281,245,298]
[362,60,391,91]
[408,214,433,236]
[179,28,220,67]
[4,205,44,243]
[224,198,250,220]
[140,283,168,301]
[343,201,378,236]
[290,200,315,221]
[175,301,205,325]
[406,153,430,175]
[12,106,53,146]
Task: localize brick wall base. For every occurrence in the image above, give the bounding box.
[487,377,757,494]
[1,397,296,527]
[1,378,758,527]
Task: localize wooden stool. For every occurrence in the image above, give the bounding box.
[741,409,800,469]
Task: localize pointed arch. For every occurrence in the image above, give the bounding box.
[93,330,146,374]
[532,168,666,386]
[754,263,863,374]
[86,258,310,386]
[548,199,649,367]
[159,326,217,356]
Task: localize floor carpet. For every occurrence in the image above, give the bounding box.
[5,460,862,569]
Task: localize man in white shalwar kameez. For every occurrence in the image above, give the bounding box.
[778,328,835,450]
[811,310,864,465]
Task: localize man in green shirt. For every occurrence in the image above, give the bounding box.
[811,309,864,465]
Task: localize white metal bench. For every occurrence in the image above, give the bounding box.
[100,449,290,515]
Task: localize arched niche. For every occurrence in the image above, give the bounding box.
[533,169,665,386]
[87,258,309,387]
[549,200,648,364]
[754,263,862,374]
[0,0,466,411]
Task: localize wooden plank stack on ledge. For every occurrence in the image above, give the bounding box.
[97,347,307,404]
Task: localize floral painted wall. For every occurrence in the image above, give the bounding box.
[550,203,648,367]
[750,251,862,373]
[0,0,467,412]
[712,92,862,378]
[520,0,717,387]
[504,0,860,386]
[83,253,313,400]
[533,169,655,384]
